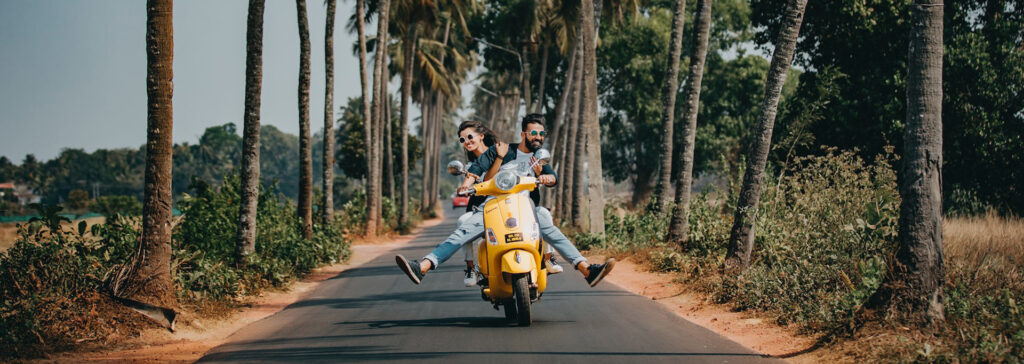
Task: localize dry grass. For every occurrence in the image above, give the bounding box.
[0,217,107,252]
[945,213,1024,268]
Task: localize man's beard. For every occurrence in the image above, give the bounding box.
[525,139,543,152]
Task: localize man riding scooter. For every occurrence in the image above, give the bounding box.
[396,114,615,287]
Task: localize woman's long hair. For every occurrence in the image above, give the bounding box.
[458,120,500,162]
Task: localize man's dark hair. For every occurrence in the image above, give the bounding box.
[521,113,546,131]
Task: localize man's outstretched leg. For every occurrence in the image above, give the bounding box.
[534,207,615,287]
[396,212,485,284]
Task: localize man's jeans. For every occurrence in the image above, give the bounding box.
[424,207,586,268]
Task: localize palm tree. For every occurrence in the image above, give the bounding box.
[874,0,946,323]
[322,0,337,224]
[393,0,437,226]
[110,0,177,323]
[580,0,605,233]
[366,0,391,236]
[654,0,687,214]
[551,43,579,219]
[398,21,417,226]
[667,0,713,244]
[296,0,313,239]
[724,0,807,271]
[238,0,266,263]
[570,46,586,227]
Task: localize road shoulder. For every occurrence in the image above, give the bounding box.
[38,216,445,363]
[598,256,832,363]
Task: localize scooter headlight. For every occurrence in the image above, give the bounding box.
[494,171,519,191]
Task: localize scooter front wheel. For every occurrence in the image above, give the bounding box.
[512,274,532,326]
[503,299,517,321]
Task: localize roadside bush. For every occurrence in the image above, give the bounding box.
[90,195,143,217]
[590,149,900,334]
[0,214,143,358]
[1,174,352,358]
[716,149,900,333]
[336,188,416,235]
[174,174,351,301]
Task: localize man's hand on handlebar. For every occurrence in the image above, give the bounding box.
[537,174,556,186]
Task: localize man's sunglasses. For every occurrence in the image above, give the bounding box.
[459,134,476,144]
[526,131,547,137]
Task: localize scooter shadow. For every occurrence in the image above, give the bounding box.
[339,316,574,329]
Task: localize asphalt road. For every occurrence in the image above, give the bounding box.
[198,209,777,363]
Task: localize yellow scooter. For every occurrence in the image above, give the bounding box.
[447,149,551,326]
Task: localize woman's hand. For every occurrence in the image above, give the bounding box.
[496,142,509,158]
[530,157,543,175]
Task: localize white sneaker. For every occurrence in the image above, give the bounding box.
[546,256,564,274]
[463,268,477,286]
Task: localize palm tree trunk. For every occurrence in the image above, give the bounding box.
[877,0,946,323]
[356,0,373,231]
[571,65,586,228]
[385,81,395,200]
[580,0,605,233]
[430,95,443,211]
[296,0,313,239]
[509,89,522,136]
[562,48,583,223]
[668,0,713,244]
[724,0,806,271]
[419,91,431,213]
[398,25,416,227]
[238,0,266,263]
[654,0,687,214]
[366,0,390,236]
[552,43,579,219]
[522,44,532,117]
[118,0,176,312]
[533,42,550,114]
[322,0,336,224]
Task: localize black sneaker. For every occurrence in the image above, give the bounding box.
[396,255,425,284]
[585,258,616,287]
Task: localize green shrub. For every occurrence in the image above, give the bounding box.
[0,215,140,358]
[1,173,353,358]
[593,149,901,335]
[173,173,351,301]
[90,195,143,217]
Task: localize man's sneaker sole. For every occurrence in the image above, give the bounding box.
[589,258,616,287]
[395,255,421,285]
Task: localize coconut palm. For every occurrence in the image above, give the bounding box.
[653,0,687,214]
[238,0,266,263]
[580,0,605,233]
[724,0,807,271]
[667,0,713,243]
[365,0,391,237]
[322,0,337,224]
[874,0,946,323]
[296,0,313,239]
[109,0,177,325]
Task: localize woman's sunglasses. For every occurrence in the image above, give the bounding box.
[459,134,476,144]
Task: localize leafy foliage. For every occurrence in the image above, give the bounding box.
[0,215,142,358]
[0,173,353,358]
[89,195,143,217]
[173,173,352,301]
[750,0,1024,214]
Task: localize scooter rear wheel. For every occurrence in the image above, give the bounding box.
[512,274,532,326]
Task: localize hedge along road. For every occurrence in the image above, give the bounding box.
[198,209,777,363]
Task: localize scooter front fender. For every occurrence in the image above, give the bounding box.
[501,250,536,275]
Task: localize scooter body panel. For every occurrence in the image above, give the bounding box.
[477,191,547,301]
